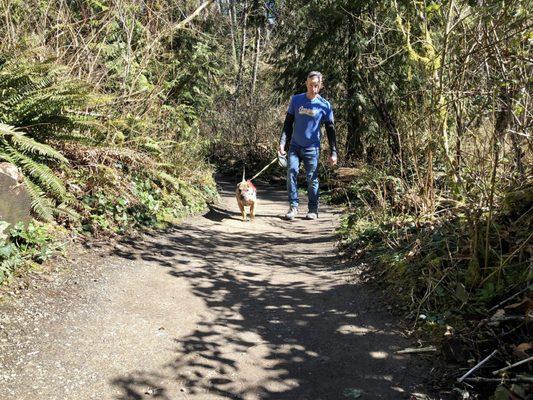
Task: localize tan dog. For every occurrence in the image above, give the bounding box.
[236,168,257,222]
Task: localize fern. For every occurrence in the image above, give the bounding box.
[0,123,68,163]
[5,148,67,199]
[155,170,182,191]
[0,58,103,141]
[0,56,105,220]
[22,179,55,222]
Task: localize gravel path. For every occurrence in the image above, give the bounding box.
[0,179,432,399]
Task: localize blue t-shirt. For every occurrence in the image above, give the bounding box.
[287,93,334,148]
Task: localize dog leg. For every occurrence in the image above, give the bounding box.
[238,201,246,222]
[250,202,255,221]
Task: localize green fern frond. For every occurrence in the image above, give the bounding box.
[97,146,151,166]
[0,147,16,164]
[155,171,181,191]
[139,142,162,154]
[56,203,81,221]
[61,116,107,137]
[11,134,69,163]
[0,57,101,142]
[23,179,55,222]
[6,148,67,200]
[156,163,175,170]
[51,133,99,145]
[0,123,69,163]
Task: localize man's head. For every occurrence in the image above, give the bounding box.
[306,71,323,98]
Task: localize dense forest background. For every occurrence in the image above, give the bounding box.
[1,0,531,397]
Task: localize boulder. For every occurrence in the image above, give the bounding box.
[0,162,32,231]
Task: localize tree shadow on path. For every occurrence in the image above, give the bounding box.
[108,181,431,399]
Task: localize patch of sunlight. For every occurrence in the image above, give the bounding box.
[411,393,430,399]
[238,331,262,343]
[363,374,394,381]
[369,351,389,359]
[336,325,374,335]
[281,379,299,390]
[262,378,299,392]
[291,344,306,351]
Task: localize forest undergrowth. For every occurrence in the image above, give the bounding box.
[0,1,223,283]
[0,1,530,398]
[330,165,531,399]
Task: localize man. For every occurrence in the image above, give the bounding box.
[278,71,338,220]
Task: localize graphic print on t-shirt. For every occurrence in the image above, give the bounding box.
[298,106,318,117]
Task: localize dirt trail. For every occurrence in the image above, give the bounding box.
[0,179,432,400]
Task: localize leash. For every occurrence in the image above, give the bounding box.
[248,156,278,182]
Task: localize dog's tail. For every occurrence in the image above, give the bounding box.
[242,165,245,182]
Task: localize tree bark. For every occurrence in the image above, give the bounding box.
[345,32,364,160]
[175,0,215,30]
[235,0,248,93]
[367,93,401,158]
[345,87,363,159]
[250,25,261,95]
[228,0,238,71]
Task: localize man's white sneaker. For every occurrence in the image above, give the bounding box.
[306,212,318,220]
[285,206,298,220]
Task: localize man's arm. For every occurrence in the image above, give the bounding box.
[324,120,338,158]
[323,101,337,164]
[279,112,295,154]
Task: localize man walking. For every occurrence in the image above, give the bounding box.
[278,71,338,220]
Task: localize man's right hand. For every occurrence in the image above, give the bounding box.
[278,145,286,156]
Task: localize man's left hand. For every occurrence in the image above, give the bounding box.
[328,154,338,166]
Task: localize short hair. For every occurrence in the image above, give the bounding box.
[307,71,323,81]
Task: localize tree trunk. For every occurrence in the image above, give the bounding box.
[345,36,363,160]
[367,93,401,158]
[228,0,238,71]
[453,99,464,173]
[345,87,363,159]
[250,25,261,96]
[345,16,364,160]
[235,0,248,93]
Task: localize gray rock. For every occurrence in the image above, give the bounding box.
[0,162,32,229]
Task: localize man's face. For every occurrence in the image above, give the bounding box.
[306,76,322,96]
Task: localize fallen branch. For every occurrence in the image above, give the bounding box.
[488,315,525,324]
[396,346,437,354]
[175,0,215,30]
[492,355,533,375]
[464,375,533,383]
[477,314,526,328]
[457,350,498,383]
[488,284,533,312]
